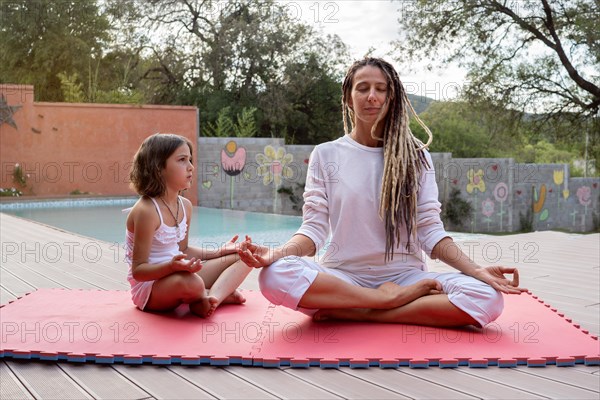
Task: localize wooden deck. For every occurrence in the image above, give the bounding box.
[1,212,599,399]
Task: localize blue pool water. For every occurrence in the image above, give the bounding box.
[2,201,485,248]
[3,204,303,248]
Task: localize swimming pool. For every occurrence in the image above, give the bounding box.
[1,200,485,248]
[2,204,304,248]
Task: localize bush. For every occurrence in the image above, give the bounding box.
[441,188,473,229]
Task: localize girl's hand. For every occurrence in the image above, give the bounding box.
[170,253,202,273]
[219,235,242,255]
[472,266,527,294]
[220,234,253,255]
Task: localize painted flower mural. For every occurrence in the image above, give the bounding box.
[576,186,591,207]
[466,169,485,193]
[482,198,494,230]
[493,182,508,231]
[221,141,246,208]
[256,145,294,213]
[553,170,564,185]
[482,198,494,217]
[553,168,569,207]
[256,145,294,186]
[533,184,549,221]
[221,140,246,176]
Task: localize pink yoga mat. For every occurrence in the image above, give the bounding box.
[1,289,598,368]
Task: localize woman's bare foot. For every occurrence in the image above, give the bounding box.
[378,280,442,309]
[222,290,246,305]
[190,296,218,318]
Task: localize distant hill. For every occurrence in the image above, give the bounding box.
[407,94,435,114]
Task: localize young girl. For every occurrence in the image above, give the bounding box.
[125,133,252,317]
[240,58,526,327]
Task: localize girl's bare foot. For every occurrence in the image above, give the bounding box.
[378,280,442,309]
[190,296,218,318]
[222,290,246,305]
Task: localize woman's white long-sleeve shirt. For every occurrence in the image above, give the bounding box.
[296,134,449,274]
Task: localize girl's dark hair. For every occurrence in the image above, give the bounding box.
[129,133,193,197]
[341,57,433,262]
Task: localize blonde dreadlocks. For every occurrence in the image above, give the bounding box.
[341,58,433,262]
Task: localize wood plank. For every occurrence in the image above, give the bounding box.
[342,368,478,399]
[516,366,600,392]
[2,254,101,290]
[1,257,68,289]
[170,366,278,399]
[113,364,215,399]
[284,368,405,399]
[4,214,128,274]
[7,361,94,399]
[8,225,127,271]
[59,363,151,399]
[570,365,600,375]
[228,367,342,399]
[1,267,37,298]
[0,285,18,305]
[459,366,599,399]
[2,214,599,399]
[401,368,545,399]
[0,361,34,400]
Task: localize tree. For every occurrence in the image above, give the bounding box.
[394,1,599,116]
[410,101,515,158]
[125,0,350,143]
[0,0,111,101]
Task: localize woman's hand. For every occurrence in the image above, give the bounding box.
[472,266,527,294]
[169,253,202,273]
[238,241,276,268]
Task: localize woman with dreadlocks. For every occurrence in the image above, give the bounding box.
[239,57,525,327]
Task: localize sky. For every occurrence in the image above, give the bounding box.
[290,0,467,101]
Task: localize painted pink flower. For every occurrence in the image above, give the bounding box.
[493,182,508,203]
[482,198,494,217]
[576,186,591,206]
[221,140,246,176]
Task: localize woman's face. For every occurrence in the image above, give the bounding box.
[348,65,389,127]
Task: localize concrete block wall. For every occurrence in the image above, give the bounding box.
[197,137,314,215]
[198,137,599,233]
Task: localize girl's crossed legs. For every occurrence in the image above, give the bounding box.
[146,253,251,317]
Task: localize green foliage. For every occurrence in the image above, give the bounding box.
[203,106,257,138]
[12,164,27,188]
[516,140,578,164]
[0,0,111,101]
[394,0,599,117]
[0,188,23,197]
[410,101,519,158]
[2,0,348,143]
[69,189,90,195]
[277,183,305,212]
[519,210,534,233]
[235,107,258,137]
[203,107,236,137]
[58,72,85,103]
[441,188,473,229]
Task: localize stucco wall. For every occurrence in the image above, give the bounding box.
[1,84,199,204]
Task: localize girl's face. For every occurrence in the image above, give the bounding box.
[162,143,194,194]
[348,65,389,127]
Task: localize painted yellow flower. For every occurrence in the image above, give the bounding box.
[553,170,564,185]
[256,145,294,186]
[466,169,485,193]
